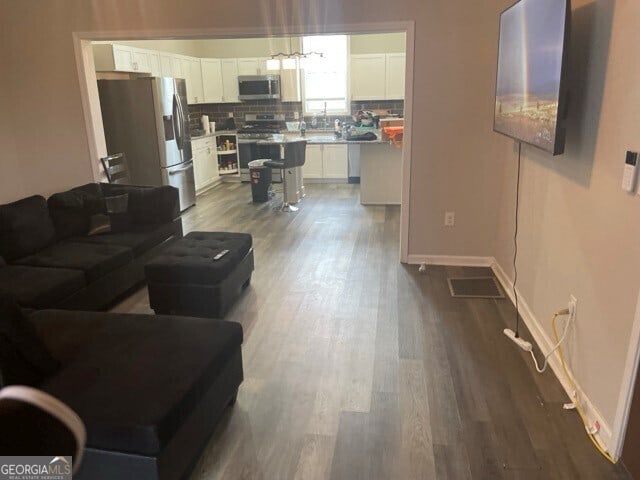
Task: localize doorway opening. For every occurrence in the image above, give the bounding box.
[74,24,414,261]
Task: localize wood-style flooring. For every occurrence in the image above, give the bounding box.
[114,182,630,479]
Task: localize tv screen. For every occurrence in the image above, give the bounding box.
[494,0,570,155]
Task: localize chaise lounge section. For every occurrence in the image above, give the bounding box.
[1,295,244,480]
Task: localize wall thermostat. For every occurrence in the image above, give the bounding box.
[622,151,638,193]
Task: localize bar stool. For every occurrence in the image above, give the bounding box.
[264,140,307,212]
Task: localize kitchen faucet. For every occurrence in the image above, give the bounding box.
[322,102,328,130]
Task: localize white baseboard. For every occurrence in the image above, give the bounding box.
[491,260,615,457]
[407,254,495,267]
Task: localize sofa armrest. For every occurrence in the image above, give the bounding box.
[100,184,180,225]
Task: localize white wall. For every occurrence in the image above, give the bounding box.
[493,0,640,435]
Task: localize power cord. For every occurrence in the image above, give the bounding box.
[513,142,522,336]
[554,315,616,464]
[529,309,573,373]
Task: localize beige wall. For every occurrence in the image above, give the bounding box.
[121,33,405,59]
[493,0,640,428]
[117,39,202,56]
[350,32,406,53]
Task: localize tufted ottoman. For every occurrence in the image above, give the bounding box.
[145,232,254,318]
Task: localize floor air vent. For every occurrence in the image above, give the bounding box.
[447,277,505,299]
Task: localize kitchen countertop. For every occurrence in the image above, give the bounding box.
[191,130,237,140]
[256,131,390,145]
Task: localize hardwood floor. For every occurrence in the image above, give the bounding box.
[114,182,630,479]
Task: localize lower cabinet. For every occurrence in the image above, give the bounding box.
[193,138,219,193]
[303,144,348,181]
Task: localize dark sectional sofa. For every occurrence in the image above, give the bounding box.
[0,183,183,310]
[0,184,246,479]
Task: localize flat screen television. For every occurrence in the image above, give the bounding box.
[494,0,571,155]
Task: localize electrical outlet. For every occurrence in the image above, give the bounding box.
[294,112,300,120]
[444,211,455,227]
[569,295,577,319]
[227,112,234,118]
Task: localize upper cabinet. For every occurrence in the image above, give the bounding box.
[201,59,224,104]
[184,57,204,104]
[350,54,387,101]
[93,44,152,73]
[279,61,301,102]
[385,54,406,100]
[350,53,406,101]
[237,57,270,76]
[147,51,161,77]
[220,59,240,103]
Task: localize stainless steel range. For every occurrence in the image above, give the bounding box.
[238,114,286,182]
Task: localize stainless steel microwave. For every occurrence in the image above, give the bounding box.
[238,75,281,101]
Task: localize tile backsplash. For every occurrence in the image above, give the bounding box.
[188,99,404,133]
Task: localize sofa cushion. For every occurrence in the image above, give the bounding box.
[145,232,253,285]
[70,223,176,257]
[0,256,5,267]
[0,293,60,387]
[101,184,180,226]
[47,184,104,240]
[31,310,243,455]
[14,241,133,283]
[0,196,56,261]
[0,265,86,309]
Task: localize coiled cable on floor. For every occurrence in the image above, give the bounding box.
[553,315,617,464]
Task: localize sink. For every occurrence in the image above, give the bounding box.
[306,135,338,143]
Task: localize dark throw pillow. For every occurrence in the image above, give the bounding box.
[0,256,5,267]
[84,193,132,236]
[0,293,60,387]
[0,195,56,261]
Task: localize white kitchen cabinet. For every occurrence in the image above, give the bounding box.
[385,53,406,100]
[93,44,151,73]
[220,59,239,103]
[322,145,349,179]
[237,57,271,75]
[350,54,386,101]
[201,59,224,103]
[148,51,161,77]
[160,54,173,76]
[192,137,219,192]
[303,144,348,180]
[350,53,406,100]
[185,57,204,104]
[280,64,301,102]
[171,56,184,78]
[131,48,152,74]
[303,145,324,179]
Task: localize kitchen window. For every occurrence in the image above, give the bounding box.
[302,35,348,114]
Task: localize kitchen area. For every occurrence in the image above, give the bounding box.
[92,33,406,209]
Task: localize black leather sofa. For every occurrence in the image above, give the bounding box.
[0,183,182,311]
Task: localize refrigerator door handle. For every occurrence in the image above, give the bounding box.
[173,94,184,150]
[169,164,193,175]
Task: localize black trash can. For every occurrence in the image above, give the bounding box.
[249,160,273,203]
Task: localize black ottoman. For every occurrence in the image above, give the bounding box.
[145,232,254,318]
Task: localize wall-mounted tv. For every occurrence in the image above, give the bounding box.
[494,0,571,155]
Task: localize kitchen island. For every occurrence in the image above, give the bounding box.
[283,132,401,205]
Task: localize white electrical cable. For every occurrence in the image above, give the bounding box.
[530,311,573,373]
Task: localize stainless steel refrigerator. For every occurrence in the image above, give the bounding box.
[98,77,195,211]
